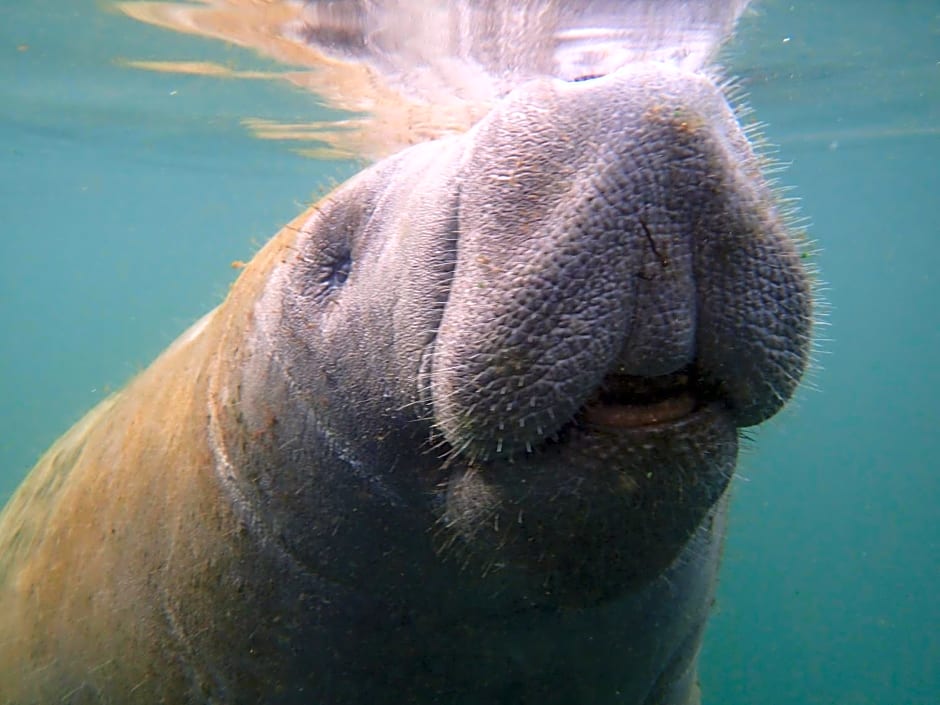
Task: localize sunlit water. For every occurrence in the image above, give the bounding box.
[1,1,937,703]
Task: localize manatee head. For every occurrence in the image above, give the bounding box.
[237,63,812,607]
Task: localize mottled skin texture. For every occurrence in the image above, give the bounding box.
[0,65,811,704]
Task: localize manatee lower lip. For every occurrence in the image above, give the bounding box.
[583,391,697,428]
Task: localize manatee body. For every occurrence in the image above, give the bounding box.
[0,64,812,704]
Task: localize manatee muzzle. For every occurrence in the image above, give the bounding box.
[429,66,812,460]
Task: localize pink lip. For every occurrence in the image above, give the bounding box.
[582,391,697,429]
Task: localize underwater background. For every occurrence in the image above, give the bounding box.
[1,1,936,703]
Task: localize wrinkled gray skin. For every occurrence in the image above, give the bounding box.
[0,64,811,704]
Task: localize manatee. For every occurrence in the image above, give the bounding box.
[0,62,812,704]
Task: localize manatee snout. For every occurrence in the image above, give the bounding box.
[431,65,813,457]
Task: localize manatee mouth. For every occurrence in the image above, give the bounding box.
[580,366,706,430]
[439,363,739,604]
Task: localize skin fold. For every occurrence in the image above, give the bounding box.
[0,64,812,704]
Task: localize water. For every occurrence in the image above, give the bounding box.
[0,0,360,493]
[1,1,937,703]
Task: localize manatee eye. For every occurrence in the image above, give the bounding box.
[303,246,352,301]
[570,73,604,83]
[321,250,352,291]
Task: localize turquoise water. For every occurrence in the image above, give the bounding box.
[1,1,937,703]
